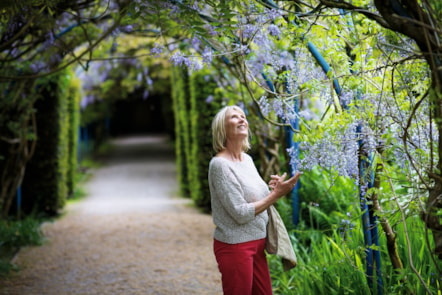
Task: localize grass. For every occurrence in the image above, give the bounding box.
[269,214,441,295]
[67,159,95,203]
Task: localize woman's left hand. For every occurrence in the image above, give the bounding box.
[254,172,302,215]
[268,172,301,194]
[268,174,285,190]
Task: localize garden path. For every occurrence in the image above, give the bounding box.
[0,135,222,295]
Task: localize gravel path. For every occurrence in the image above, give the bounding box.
[1,135,222,295]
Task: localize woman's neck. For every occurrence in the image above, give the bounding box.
[223,142,243,162]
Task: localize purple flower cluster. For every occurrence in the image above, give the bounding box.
[288,121,360,179]
[150,43,164,57]
[170,51,203,71]
[339,90,353,107]
[267,24,281,37]
[257,95,298,124]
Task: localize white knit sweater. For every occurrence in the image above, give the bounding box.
[208,153,269,244]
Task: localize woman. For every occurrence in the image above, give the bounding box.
[208,105,301,295]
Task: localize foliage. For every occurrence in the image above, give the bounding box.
[57,70,70,207]
[0,217,43,275]
[268,215,440,295]
[66,75,81,196]
[188,69,223,210]
[0,217,43,249]
[171,65,191,197]
[0,0,127,81]
[296,167,358,231]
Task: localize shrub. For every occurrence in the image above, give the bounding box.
[0,217,43,275]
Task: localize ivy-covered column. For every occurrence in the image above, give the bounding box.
[188,69,222,211]
[66,75,81,196]
[21,70,71,216]
[170,66,191,198]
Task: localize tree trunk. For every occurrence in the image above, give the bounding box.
[0,81,37,218]
[372,161,404,270]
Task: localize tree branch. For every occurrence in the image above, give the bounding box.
[317,0,390,28]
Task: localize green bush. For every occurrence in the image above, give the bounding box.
[188,70,222,211]
[66,75,81,196]
[0,218,43,248]
[171,66,191,198]
[171,67,223,211]
[297,166,358,231]
[0,217,43,275]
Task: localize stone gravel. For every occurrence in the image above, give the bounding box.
[0,135,222,295]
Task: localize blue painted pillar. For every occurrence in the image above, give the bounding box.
[357,131,375,290]
[283,71,301,226]
[262,73,300,225]
[16,185,22,219]
[285,113,300,225]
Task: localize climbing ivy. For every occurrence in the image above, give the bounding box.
[21,69,78,216]
[188,69,222,211]
[171,66,191,198]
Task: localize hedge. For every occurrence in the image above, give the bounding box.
[171,66,191,198]
[21,69,78,216]
[66,75,81,196]
[188,69,222,211]
[170,66,223,211]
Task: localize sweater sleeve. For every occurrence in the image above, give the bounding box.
[209,160,256,225]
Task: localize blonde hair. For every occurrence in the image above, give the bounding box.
[212,105,251,153]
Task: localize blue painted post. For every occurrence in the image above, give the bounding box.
[80,125,90,156]
[261,73,275,93]
[307,42,343,99]
[16,185,22,219]
[261,73,300,225]
[283,71,301,226]
[361,150,383,294]
[368,164,384,295]
[285,108,300,225]
[357,125,375,290]
[358,144,383,294]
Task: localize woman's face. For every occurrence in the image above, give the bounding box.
[225,108,248,142]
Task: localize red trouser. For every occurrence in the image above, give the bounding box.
[214,238,273,295]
